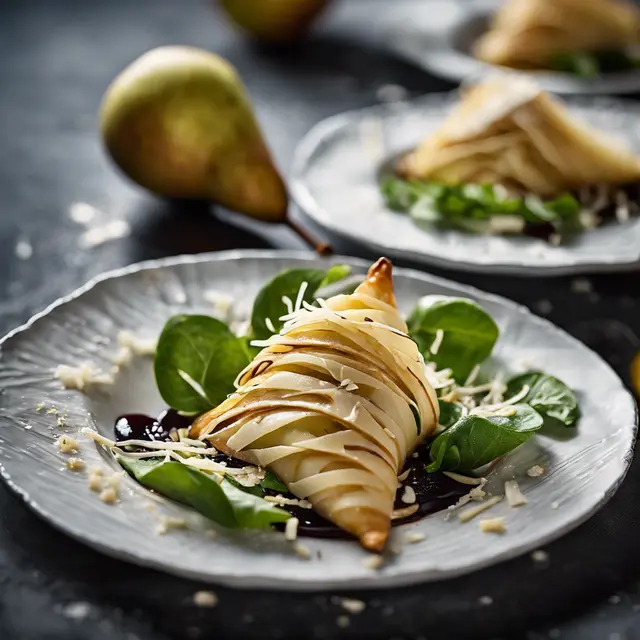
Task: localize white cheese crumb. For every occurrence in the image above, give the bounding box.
[56,435,79,454]
[531,550,549,563]
[193,590,218,608]
[430,329,445,355]
[203,290,234,319]
[571,277,593,294]
[88,472,103,492]
[156,516,188,535]
[479,517,507,533]
[479,595,493,606]
[80,219,130,248]
[293,542,311,560]
[336,615,350,628]
[285,517,299,541]
[459,496,503,523]
[551,501,560,510]
[112,347,133,367]
[397,468,411,482]
[264,495,313,509]
[340,598,365,614]
[54,363,114,390]
[99,487,118,504]
[609,594,621,605]
[401,485,416,504]
[504,480,527,508]
[69,202,98,224]
[443,471,486,486]
[15,239,33,260]
[527,465,545,478]
[60,601,92,620]
[363,555,384,570]
[66,457,85,472]
[405,531,425,544]
[117,330,157,356]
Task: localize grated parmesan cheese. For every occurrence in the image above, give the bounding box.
[264,495,313,509]
[405,531,425,544]
[504,480,527,507]
[66,457,85,472]
[54,363,114,390]
[551,501,559,510]
[479,517,506,533]
[459,496,503,523]
[88,472,103,492]
[156,516,187,535]
[117,330,157,356]
[443,471,485,486]
[99,487,118,504]
[401,485,416,504]
[430,329,445,355]
[527,465,545,478]
[340,598,366,614]
[193,591,218,608]
[531,550,549,563]
[479,595,493,606]
[293,542,311,559]
[363,555,384,570]
[112,347,133,367]
[285,517,299,541]
[56,435,79,454]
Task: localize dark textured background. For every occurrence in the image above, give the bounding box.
[1,1,639,639]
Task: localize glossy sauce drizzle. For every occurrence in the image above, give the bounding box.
[115,411,467,539]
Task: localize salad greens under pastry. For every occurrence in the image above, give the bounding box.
[89,259,579,552]
[383,77,640,242]
[473,0,640,75]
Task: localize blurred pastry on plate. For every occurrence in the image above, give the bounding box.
[473,0,640,76]
[384,76,640,240]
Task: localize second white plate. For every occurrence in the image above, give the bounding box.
[291,94,640,275]
[385,0,640,96]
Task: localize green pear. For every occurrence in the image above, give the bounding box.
[218,0,330,43]
[100,46,288,221]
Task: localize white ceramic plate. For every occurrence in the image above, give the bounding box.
[291,94,640,276]
[0,250,635,590]
[385,0,640,95]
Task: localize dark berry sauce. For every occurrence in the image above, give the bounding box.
[115,411,467,540]
[115,409,192,443]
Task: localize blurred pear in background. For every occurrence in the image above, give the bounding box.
[217,0,330,43]
[100,46,288,221]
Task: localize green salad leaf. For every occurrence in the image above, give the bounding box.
[154,315,251,414]
[381,177,581,234]
[550,50,640,78]
[407,295,499,381]
[427,404,544,473]
[118,457,290,528]
[250,265,350,341]
[438,399,464,429]
[260,470,289,493]
[506,371,579,427]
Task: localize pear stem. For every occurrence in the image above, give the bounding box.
[286,218,332,256]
